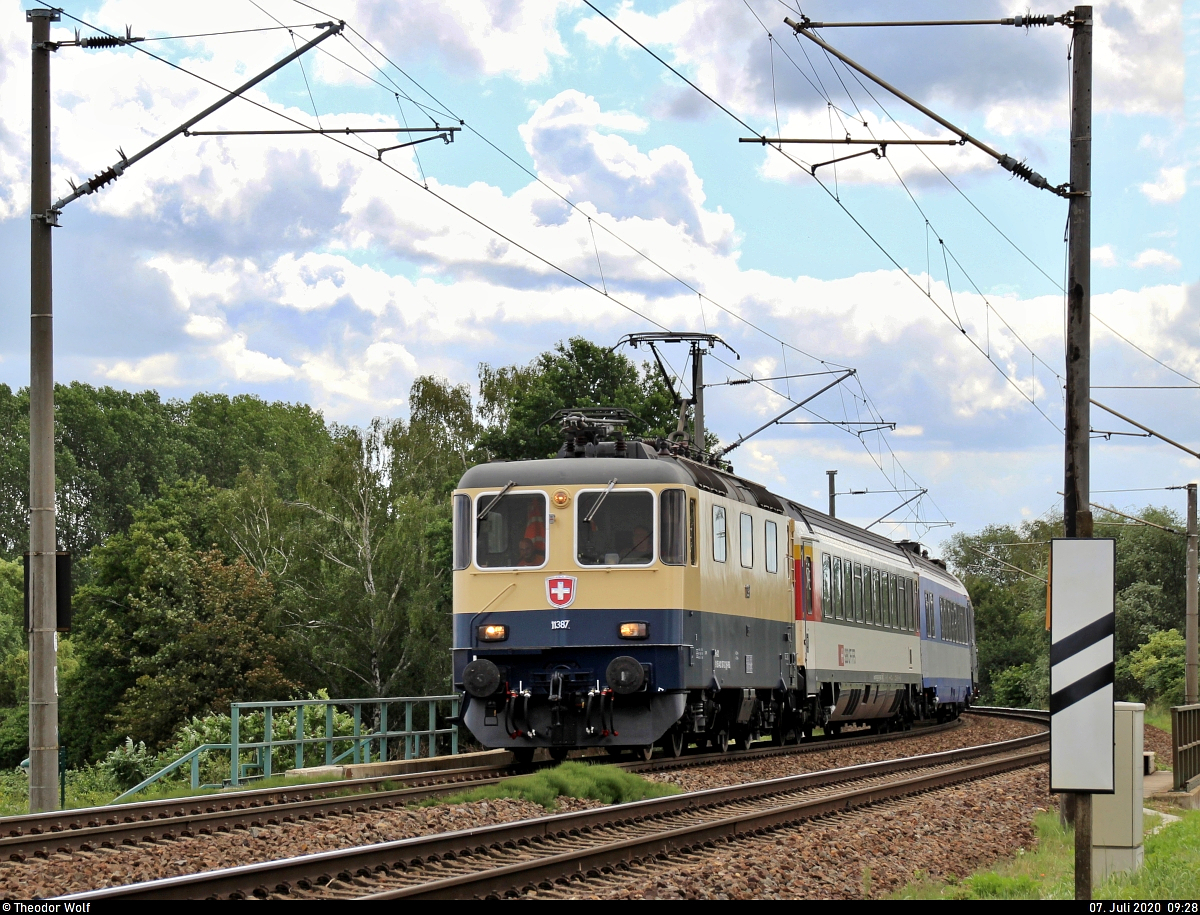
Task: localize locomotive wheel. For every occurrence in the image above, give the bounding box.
[737,732,754,752]
[712,729,729,754]
[664,730,685,758]
[549,746,570,762]
[638,744,654,762]
[826,724,842,738]
[605,746,624,758]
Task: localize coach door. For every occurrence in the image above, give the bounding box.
[793,528,816,675]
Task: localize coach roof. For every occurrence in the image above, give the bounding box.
[458,456,696,489]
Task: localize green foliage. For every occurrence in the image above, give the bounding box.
[947,506,1191,707]
[1125,628,1186,708]
[62,502,297,760]
[152,696,358,787]
[438,761,680,810]
[478,337,679,460]
[100,737,157,791]
[0,383,333,561]
[963,872,1040,899]
[0,705,28,769]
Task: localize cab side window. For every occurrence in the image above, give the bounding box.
[765,521,778,574]
[739,513,754,568]
[712,504,727,562]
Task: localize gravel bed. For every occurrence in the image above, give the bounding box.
[1,714,1040,898]
[534,764,1051,900]
[644,714,1044,795]
[0,796,602,899]
[1144,724,1172,766]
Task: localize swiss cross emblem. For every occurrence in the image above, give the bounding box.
[546,576,577,609]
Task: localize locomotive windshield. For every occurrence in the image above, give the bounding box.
[476,491,547,568]
[577,490,654,565]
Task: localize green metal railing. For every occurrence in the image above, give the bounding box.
[1172,703,1200,792]
[112,695,459,803]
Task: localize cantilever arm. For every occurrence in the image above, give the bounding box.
[52,21,345,213]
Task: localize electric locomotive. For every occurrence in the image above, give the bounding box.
[452,409,974,759]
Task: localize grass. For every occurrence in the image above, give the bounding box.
[892,807,1200,900]
[1144,705,1173,735]
[430,761,680,811]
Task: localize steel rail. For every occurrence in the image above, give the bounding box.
[374,748,1048,900]
[0,763,510,861]
[60,731,1048,900]
[0,716,965,854]
[4,712,1035,863]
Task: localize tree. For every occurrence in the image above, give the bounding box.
[109,548,297,749]
[60,478,293,759]
[478,337,678,460]
[946,505,1192,707]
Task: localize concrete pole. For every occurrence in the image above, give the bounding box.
[1064,5,1093,900]
[691,341,705,452]
[27,7,59,814]
[1187,483,1197,705]
[827,470,837,518]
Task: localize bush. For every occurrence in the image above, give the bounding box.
[1127,629,1185,708]
[0,705,28,769]
[100,737,156,791]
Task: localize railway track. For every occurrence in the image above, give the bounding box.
[0,717,976,862]
[60,730,1048,900]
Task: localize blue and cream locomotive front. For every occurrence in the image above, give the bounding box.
[451,458,697,752]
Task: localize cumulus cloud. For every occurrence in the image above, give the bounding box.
[1132,249,1181,270]
[519,90,734,249]
[1092,245,1118,267]
[1139,166,1187,204]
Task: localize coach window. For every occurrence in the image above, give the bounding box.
[871,568,881,625]
[843,559,853,622]
[660,489,686,565]
[712,505,727,562]
[924,592,934,638]
[765,521,778,573]
[689,498,698,565]
[908,580,916,631]
[476,491,548,569]
[853,563,864,623]
[821,555,832,617]
[888,574,898,628]
[881,571,891,628]
[831,556,843,619]
[883,571,892,627]
[740,513,754,568]
[577,489,654,566]
[452,494,471,571]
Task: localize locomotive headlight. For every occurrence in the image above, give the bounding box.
[478,624,508,642]
[619,622,648,639]
[552,489,571,507]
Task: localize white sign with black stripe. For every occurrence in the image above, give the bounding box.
[1049,538,1115,794]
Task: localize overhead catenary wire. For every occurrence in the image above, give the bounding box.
[49,0,946,533]
[39,4,678,340]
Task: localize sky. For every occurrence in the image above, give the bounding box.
[0,0,1195,552]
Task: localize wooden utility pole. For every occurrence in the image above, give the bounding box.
[1063,5,1093,901]
[27,7,60,814]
